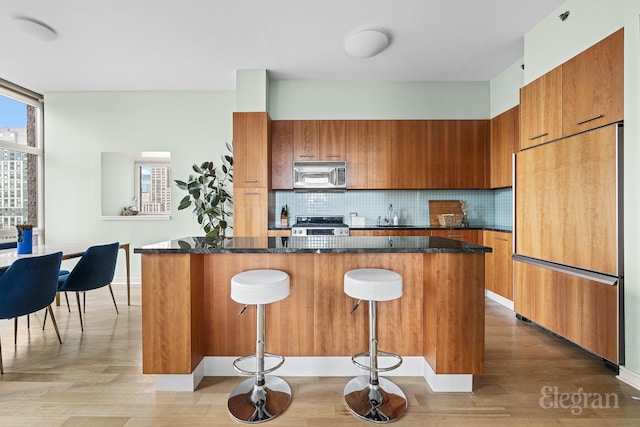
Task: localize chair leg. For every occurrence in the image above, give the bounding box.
[0,334,3,375]
[75,292,84,331]
[64,292,70,312]
[14,318,17,345]
[47,305,62,344]
[108,284,119,314]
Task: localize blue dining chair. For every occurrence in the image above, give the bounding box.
[56,242,120,331]
[0,251,63,374]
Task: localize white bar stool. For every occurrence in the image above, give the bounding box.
[343,268,407,423]
[227,269,291,423]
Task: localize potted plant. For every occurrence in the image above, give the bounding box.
[175,142,233,237]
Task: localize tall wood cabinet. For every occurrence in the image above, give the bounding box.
[520,28,623,150]
[233,112,271,237]
[519,66,563,150]
[562,28,624,137]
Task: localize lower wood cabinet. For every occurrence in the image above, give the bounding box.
[430,229,479,244]
[483,231,513,300]
[514,259,618,363]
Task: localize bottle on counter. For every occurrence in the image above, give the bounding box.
[393,214,399,226]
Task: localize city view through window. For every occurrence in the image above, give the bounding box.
[0,93,40,240]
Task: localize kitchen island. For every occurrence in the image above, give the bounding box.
[135,236,490,392]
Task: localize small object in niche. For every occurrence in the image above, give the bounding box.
[121,206,139,216]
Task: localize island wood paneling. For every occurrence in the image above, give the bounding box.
[204,253,315,356]
[142,250,486,376]
[423,253,485,374]
[141,253,204,374]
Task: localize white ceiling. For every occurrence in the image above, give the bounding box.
[0,0,564,94]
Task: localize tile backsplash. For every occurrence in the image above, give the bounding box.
[275,188,512,230]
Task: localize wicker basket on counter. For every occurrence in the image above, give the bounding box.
[438,214,464,228]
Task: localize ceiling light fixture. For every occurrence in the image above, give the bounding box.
[344,30,389,58]
[13,17,58,42]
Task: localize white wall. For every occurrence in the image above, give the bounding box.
[524,0,640,380]
[44,91,235,278]
[489,58,524,117]
[268,80,490,120]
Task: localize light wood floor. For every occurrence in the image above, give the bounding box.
[0,284,638,426]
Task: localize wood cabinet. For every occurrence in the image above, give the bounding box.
[520,28,623,149]
[367,120,397,189]
[396,120,426,189]
[455,120,487,188]
[489,106,518,188]
[233,112,271,237]
[519,66,563,149]
[425,120,456,188]
[292,120,319,161]
[233,187,269,236]
[483,231,513,300]
[345,120,369,189]
[233,112,270,188]
[562,28,623,137]
[431,229,479,245]
[318,120,346,160]
[514,259,618,363]
[271,120,293,189]
[515,124,619,276]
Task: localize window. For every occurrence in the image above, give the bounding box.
[0,79,43,243]
[135,162,171,215]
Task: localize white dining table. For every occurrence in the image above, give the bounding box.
[0,242,132,305]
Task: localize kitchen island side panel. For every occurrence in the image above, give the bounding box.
[141,254,204,374]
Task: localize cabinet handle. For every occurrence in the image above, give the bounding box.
[447,234,463,238]
[242,179,259,183]
[243,192,260,195]
[299,155,314,158]
[325,154,342,158]
[576,114,604,125]
[493,237,508,242]
[528,132,548,141]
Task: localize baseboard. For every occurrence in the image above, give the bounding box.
[485,289,514,310]
[618,366,640,392]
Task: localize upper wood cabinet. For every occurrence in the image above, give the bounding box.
[367,120,397,189]
[233,112,270,188]
[396,120,426,189]
[345,120,369,190]
[455,120,487,189]
[489,106,518,188]
[520,28,623,149]
[425,120,455,188]
[520,66,563,149]
[562,28,623,137]
[292,120,319,161]
[318,120,346,160]
[271,120,293,189]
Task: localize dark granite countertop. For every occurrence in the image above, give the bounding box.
[135,236,492,255]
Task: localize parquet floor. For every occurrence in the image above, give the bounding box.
[0,284,638,426]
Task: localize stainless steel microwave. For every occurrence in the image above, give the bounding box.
[293,161,347,191]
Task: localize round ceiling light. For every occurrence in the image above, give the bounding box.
[14,17,58,42]
[344,30,389,58]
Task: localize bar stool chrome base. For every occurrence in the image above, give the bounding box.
[228,376,292,423]
[344,375,407,423]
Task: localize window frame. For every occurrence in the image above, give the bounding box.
[0,80,44,243]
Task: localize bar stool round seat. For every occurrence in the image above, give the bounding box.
[343,268,407,424]
[227,269,291,423]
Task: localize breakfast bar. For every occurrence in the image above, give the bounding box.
[135,235,490,392]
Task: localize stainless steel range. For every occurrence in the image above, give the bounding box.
[291,215,350,236]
